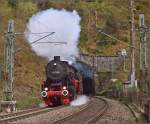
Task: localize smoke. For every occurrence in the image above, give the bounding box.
[70,95,89,106]
[25,8,81,61]
[39,103,47,108]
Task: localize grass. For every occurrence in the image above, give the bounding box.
[0,0,149,109]
[17,96,42,109]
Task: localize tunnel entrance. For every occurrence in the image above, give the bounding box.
[73,61,95,96]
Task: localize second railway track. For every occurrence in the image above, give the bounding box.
[53,97,108,124]
[0,106,63,124]
[0,97,108,124]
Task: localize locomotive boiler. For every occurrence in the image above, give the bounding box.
[41,56,82,106]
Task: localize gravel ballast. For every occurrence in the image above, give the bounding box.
[97,98,137,124]
[10,103,88,124]
[9,98,138,124]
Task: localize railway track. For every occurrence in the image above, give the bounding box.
[53,97,108,124]
[0,106,63,124]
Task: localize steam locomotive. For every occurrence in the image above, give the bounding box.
[41,56,82,106]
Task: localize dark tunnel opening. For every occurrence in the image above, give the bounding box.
[73,61,95,96]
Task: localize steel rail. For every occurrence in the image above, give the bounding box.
[0,107,45,119]
[86,96,109,124]
[52,99,92,124]
[0,106,63,124]
[53,97,108,124]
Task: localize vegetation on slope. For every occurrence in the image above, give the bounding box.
[44,0,149,55]
[0,0,47,109]
[0,0,149,108]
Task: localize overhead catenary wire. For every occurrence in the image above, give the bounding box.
[32,42,67,44]
[30,32,55,44]
[98,29,139,51]
[14,20,67,45]
[29,32,67,45]
[28,32,56,35]
[14,31,67,53]
[15,32,55,35]
[15,31,67,45]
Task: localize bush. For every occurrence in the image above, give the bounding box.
[8,0,18,9]
[17,1,37,18]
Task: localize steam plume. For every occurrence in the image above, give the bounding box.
[25,8,81,61]
[70,95,89,106]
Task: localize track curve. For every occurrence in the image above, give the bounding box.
[53,97,108,124]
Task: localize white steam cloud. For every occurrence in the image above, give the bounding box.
[70,95,89,106]
[39,103,47,108]
[25,8,81,61]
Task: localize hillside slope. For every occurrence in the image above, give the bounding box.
[0,0,149,109]
[0,1,48,108]
[45,0,149,55]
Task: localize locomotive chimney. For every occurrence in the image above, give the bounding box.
[54,56,60,61]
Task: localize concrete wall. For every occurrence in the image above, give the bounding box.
[77,54,123,92]
[77,54,123,72]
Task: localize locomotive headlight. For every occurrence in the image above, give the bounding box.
[62,86,67,90]
[45,87,48,91]
[41,91,47,98]
[62,90,68,96]
[54,63,57,66]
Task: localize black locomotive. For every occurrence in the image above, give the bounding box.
[41,56,82,106]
